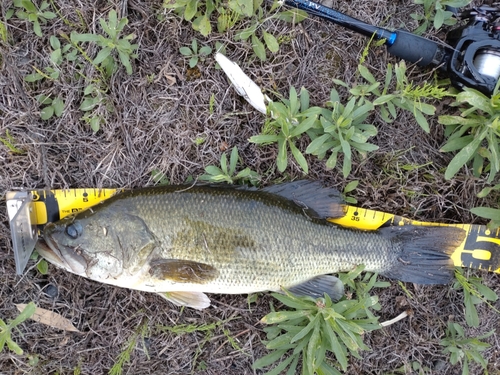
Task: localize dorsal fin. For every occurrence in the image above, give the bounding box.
[262,180,345,219]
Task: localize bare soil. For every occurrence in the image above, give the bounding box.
[1,0,499,374]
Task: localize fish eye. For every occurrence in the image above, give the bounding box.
[65,222,83,239]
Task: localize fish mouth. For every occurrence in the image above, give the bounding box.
[35,237,66,266]
[36,227,87,275]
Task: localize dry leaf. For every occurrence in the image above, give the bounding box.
[15,304,80,333]
[165,74,176,85]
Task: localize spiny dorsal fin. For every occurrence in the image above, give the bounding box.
[149,259,219,284]
[157,291,211,310]
[262,180,345,219]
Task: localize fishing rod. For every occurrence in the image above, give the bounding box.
[284,0,500,95]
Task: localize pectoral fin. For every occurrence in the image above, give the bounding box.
[149,259,219,284]
[157,291,211,310]
[288,275,345,301]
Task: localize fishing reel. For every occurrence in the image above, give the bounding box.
[285,0,500,95]
[445,6,500,95]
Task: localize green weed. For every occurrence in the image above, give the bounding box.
[247,293,259,311]
[164,0,217,36]
[223,328,244,352]
[79,83,108,132]
[476,184,500,199]
[46,0,82,29]
[439,85,500,182]
[199,146,261,185]
[342,180,359,205]
[209,93,216,114]
[23,35,76,83]
[54,31,112,132]
[79,83,105,112]
[22,26,112,129]
[59,31,100,70]
[250,87,321,174]
[194,137,206,146]
[156,320,234,373]
[470,209,500,230]
[109,319,149,375]
[397,280,415,300]
[452,268,498,328]
[217,5,240,33]
[471,184,500,229]
[339,265,390,314]
[179,39,212,68]
[24,65,59,82]
[331,37,451,134]
[37,94,64,120]
[440,322,493,375]
[250,84,381,177]
[0,302,36,355]
[0,20,8,43]
[338,61,449,133]
[31,251,49,275]
[10,0,56,37]
[0,129,25,154]
[254,266,386,374]
[388,360,431,374]
[72,361,83,375]
[306,87,378,177]
[151,169,170,186]
[164,0,306,60]
[70,10,138,76]
[411,0,472,35]
[27,353,40,367]
[232,0,282,61]
[48,35,78,64]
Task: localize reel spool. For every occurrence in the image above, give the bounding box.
[447,6,500,94]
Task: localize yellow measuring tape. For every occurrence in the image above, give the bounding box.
[28,188,500,274]
[329,206,500,273]
[29,188,119,225]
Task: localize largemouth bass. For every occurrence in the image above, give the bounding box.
[36,181,465,309]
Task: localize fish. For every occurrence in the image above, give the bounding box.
[35,181,466,310]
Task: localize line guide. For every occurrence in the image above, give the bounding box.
[6,188,500,275]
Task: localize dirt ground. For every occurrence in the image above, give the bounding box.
[1,0,499,374]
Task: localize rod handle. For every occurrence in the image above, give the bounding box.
[387,30,445,67]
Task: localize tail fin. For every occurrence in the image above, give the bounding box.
[380,225,466,284]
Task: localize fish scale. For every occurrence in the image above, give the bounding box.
[130,189,389,291]
[37,182,466,309]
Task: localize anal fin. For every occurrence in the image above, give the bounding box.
[288,275,345,301]
[157,291,211,310]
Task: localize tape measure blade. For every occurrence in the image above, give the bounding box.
[29,188,119,226]
[328,206,395,230]
[10,198,37,275]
